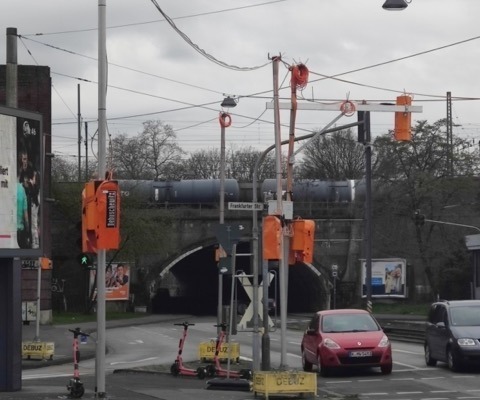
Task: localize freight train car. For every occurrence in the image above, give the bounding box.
[118,179,365,207]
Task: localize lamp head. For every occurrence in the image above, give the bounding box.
[221,96,237,108]
[382,0,408,10]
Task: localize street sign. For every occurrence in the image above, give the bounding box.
[228,202,263,211]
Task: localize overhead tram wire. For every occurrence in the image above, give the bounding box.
[18,35,78,120]
[20,32,480,108]
[149,0,270,71]
[18,35,224,96]
[21,0,288,37]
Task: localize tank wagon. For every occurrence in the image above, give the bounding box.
[118,179,365,206]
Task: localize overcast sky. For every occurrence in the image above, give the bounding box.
[2,0,480,162]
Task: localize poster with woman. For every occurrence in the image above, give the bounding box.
[361,258,406,298]
[90,263,130,301]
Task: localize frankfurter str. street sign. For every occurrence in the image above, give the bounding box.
[228,202,263,211]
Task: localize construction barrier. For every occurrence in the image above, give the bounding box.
[253,371,317,400]
[198,340,240,362]
[22,341,55,360]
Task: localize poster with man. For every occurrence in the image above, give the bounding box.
[361,258,406,298]
[0,108,42,255]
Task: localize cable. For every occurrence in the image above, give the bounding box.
[149,0,270,71]
[18,36,78,120]
[307,34,480,92]
[21,0,288,37]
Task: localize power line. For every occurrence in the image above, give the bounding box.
[149,0,270,71]
[21,0,288,37]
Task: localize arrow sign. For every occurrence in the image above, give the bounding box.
[214,223,245,255]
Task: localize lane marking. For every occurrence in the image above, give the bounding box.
[110,357,158,365]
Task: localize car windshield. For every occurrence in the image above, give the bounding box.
[322,314,380,333]
[450,306,480,326]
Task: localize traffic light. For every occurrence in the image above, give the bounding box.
[81,179,121,253]
[78,253,94,269]
[289,219,315,264]
[357,111,370,144]
[394,95,412,141]
[82,181,97,253]
[262,215,282,260]
[414,210,425,226]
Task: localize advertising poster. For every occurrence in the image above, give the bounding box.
[361,258,406,298]
[0,107,42,256]
[90,263,130,301]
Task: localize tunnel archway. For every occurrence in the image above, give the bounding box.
[151,242,330,315]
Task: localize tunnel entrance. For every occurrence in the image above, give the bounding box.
[151,242,328,315]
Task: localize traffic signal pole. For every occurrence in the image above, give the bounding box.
[96,1,107,397]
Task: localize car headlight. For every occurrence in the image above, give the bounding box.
[322,338,340,349]
[378,335,390,348]
[457,338,476,346]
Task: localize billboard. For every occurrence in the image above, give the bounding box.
[361,258,406,298]
[0,106,43,257]
[90,263,131,301]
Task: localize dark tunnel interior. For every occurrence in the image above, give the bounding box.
[151,242,327,316]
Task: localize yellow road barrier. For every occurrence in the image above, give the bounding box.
[198,340,240,362]
[22,341,55,360]
[253,371,317,400]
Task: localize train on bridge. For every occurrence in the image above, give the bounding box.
[118,179,366,206]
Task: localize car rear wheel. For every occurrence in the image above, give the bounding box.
[424,344,437,367]
[317,355,330,377]
[447,347,462,372]
[301,349,312,372]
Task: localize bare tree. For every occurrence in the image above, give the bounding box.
[185,148,221,179]
[140,120,185,179]
[372,119,480,299]
[51,156,78,182]
[298,129,364,180]
[228,145,277,182]
[110,134,149,179]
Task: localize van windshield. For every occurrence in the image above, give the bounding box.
[450,306,480,326]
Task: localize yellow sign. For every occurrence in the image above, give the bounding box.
[22,341,55,360]
[198,340,240,362]
[253,371,317,399]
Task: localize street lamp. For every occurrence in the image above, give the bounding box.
[382,0,410,10]
[217,97,236,332]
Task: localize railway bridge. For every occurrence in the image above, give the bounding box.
[130,202,363,315]
[51,181,364,315]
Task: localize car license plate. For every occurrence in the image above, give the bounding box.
[349,351,372,357]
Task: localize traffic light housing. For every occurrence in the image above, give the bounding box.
[82,181,97,253]
[262,215,282,260]
[289,219,315,264]
[394,95,412,141]
[81,180,121,253]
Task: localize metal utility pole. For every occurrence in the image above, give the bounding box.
[96,1,107,397]
[217,114,227,333]
[446,91,453,176]
[77,84,81,182]
[271,55,288,368]
[364,112,373,314]
[84,121,89,181]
